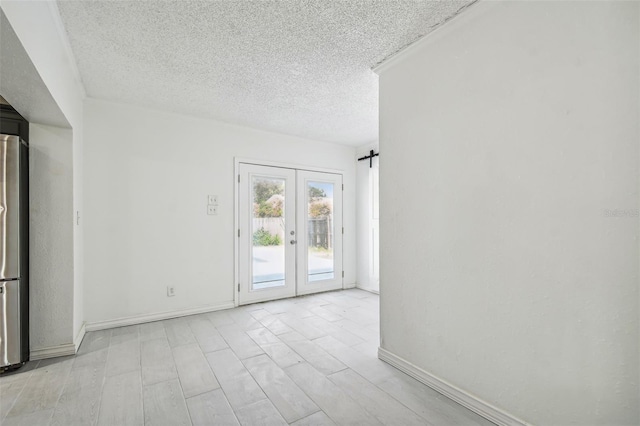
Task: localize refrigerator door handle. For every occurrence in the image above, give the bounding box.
[0,280,22,368]
[0,135,21,280]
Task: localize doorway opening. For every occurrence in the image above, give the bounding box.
[356,147,380,294]
[370,158,379,291]
[236,162,343,305]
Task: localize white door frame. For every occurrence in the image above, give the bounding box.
[238,164,297,305]
[295,170,343,295]
[234,158,344,307]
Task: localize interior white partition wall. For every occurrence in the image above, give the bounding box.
[1,1,86,356]
[83,98,356,327]
[377,1,639,425]
[28,124,75,356]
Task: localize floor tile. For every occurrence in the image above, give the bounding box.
[290,410,337,426]
[6,357,73,417]
[327,368,427,425]
[105,338,140,377]
[2,289,495,426]
[207,310,235,327]
[139,321,167,342]
[234,399,288,426]
[216,324,264,360]
[246,328,303,368]
[1,409,53,426]
[143,379,191,426]
[228,308,263,331]
[253,313,293,335]
[164,318,197,348]
[77,329,111,355]
[188,316,229,353]
[205,348,266,410]
[50,363,105,426]
[140,338,177,386]
[97,370,143,426]
[0,362,39,419]
[309,305,344,322]
[244,354,319,423]
[110,325,139,345]
[72,347,108,370]
[172,343,220,398]
[279,314,327,340]
[284,362,383,426]
[314,335,397,384]
[186,389,240,426]
[376,373,495,426]
[304,316,365,347]
[279,333,346,375]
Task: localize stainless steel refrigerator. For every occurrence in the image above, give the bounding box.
[0,134,29,371]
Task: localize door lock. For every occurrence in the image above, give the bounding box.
[290,240,297,245]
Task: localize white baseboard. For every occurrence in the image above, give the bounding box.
[378,347,529,426]
[85,302,236,332]
[30,323,87,361]
[343,282,357,289]
[31,343,76,361]
[74,322,86,352]
[355,285,379,295]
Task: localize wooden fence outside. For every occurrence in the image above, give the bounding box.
[252,217,332,248]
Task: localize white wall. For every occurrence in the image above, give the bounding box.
[83,98,356,325]
[1,1,86,353]
[378,1,639,425]
[28,124,74,352]
[356,143,379,293]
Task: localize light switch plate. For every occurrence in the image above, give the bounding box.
[207,205,218,215]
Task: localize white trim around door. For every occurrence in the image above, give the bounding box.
[235,159,344,306]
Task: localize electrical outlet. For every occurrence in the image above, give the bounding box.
[167,286,175,297]
[208,195,218,205]
[207,205,218,215]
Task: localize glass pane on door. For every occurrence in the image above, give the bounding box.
[306,181,335,282]
[252,176,286,289]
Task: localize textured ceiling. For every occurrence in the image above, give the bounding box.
[57,0,475,146]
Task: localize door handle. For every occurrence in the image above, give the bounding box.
[290,240,297,245]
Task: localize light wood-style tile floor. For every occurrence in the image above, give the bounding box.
[0,289,495,425]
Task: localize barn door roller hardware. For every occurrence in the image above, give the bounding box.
[357,150,379,168]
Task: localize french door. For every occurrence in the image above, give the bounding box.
[238,163,343,305]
